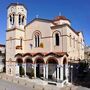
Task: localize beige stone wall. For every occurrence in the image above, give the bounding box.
[25,20,52,53]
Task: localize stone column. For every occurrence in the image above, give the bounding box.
[46,64,48,79]
[33,64,36,78]
[57,65,60,81]
[60,65,63,81]
[15,63,19,77]
[65,64,69,82]
[43,64,46,79]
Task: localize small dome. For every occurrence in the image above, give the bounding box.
[53,16,69,21]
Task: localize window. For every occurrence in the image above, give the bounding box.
[22,16,24,25]
[20,38,22,46]
[10,15,12,25]
[55,33,59,46]
[35,35,40,47]
[12,14,15,25]
[35,35,37,47]
[73,37,75,48]
[19,14,21,25]
[70,34,71,47]
[10,14,14,25]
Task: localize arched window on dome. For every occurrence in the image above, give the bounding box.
[55,33,59,46]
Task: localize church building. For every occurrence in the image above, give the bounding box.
[6,3,84,85]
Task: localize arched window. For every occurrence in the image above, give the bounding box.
[20,38,22,46]
[55,33,59,46]
[12,14,15,25]
[35,34,40,47]
[19,14,21,25]
[70,34,72,47]
[73,37,75,48]
[35,35,37,47]
[22,16,24,25]
[10,15,12,24]
[37,35,40,47]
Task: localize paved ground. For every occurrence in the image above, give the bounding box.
[76,86,90,90]
[0,73,90,90]
[0,79,32,90]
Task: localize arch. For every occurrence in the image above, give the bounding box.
[34,57,44,64]
[32,30,42,47]
[33,53,44,57]
[32,30,42,39]
[23,53,32,57]
[16,58,24,77]
[12,13,15,25]
[25,57,33,77]
[34,57,44,78]
[52,30,61,37]
[16,58,23,63]
[47,57,58,81]
[52,31,61,46]
[46,57,58,64]
[9,15,12,24]
[15,53,22,57]
[25,57,33,63]
[18,14,21,25]
[55,33,59,46]
[63,58,67,64]
[22,15,25,25]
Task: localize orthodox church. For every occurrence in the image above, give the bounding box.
[6,3,84,85]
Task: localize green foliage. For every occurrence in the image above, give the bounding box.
[78,61,89,79]
[27,68,34,79]
[19,66,25,77]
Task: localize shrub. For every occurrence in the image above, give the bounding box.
[19,66,25,77]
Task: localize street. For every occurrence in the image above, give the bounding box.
[0,79,32,90]
[0,78,90,90]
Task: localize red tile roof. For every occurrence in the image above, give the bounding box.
[0,44,5,47]
[53,16,70,22]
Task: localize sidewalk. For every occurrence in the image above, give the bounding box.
[0,73,89,90]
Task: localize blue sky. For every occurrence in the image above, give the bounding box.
[0,0,90,46]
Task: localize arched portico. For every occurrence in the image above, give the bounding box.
[63,58,67,80]
[34,57,44,78]
[47,57,58,81]
[25,57,33,78]
[16,58,23,77]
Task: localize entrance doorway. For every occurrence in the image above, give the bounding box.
[47,57,58,81]
[25,58,33,78]
[16,58,23,77]
[63,58,67,80]
[35,58,44,78]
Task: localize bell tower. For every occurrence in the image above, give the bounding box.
[6,3,27,75]
[7,3,27,30]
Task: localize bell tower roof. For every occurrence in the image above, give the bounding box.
[7,3,27,10]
